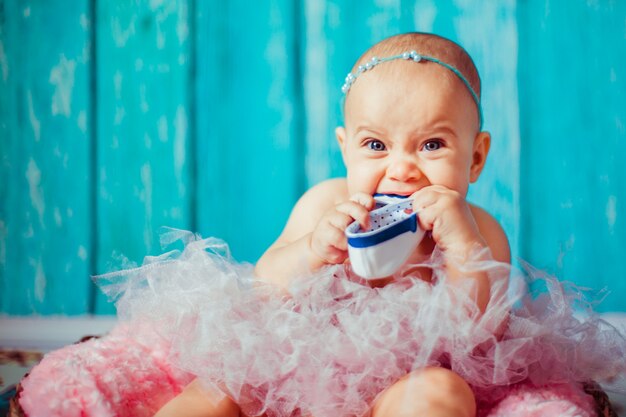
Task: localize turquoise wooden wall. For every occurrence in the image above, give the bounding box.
[1,1,624,315]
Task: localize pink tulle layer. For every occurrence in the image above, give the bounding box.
[484,383,597,417]
[19,325,193,417]
[19,230,626,417]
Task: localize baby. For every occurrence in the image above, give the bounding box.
[157,32,511,417]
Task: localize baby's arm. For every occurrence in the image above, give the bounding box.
[455,204,510,312]
[255,179,373,287]
[412,185,510,312]
[471,204,511,264]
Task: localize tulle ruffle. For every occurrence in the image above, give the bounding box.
[94,229,626,417]
[18,324,193,417]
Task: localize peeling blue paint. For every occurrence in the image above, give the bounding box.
[1,1,625,315]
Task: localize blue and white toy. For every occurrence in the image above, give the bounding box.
[345,194,426,279]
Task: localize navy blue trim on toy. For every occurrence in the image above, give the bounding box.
[373,193,410,199]
[373,193,410,208]
[347,214,418,248]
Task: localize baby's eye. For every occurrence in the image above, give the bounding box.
[423,139,443,152]
[367,140,386,151]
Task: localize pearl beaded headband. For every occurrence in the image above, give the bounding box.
[341,50,483,129]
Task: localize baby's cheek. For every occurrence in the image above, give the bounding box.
[348,168,380,196]
[433,175,469,197]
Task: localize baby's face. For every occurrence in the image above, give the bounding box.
[337,61,486,198]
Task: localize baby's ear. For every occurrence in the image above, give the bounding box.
[470,131,491,182]
[335,126,347,160]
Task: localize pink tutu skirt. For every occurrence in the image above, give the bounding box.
[17,324,194,417]
[17,230,626,417]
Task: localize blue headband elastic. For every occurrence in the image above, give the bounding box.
[342,50,483,129]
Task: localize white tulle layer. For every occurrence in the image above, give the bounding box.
[97,230,626,417]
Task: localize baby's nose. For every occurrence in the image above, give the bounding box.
[387,157,421,182]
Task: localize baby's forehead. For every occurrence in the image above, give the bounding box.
[342,55,481,130]
[379,59,456,86]
[342,67,480,135]
[347,35,481,101]
[345,61,459,106]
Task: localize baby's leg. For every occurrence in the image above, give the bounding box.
[154,379,240,417]
[371,367,476,417]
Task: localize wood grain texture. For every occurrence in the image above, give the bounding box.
[0,0,93,314]
[518,1,626,311]
[195,0,303,262]
[94,0,193,313]
[0,1,624,314]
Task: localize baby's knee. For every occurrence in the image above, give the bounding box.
[372,367,476,417]
[155,379,240,417]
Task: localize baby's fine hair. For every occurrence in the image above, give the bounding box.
[352,32,481,100]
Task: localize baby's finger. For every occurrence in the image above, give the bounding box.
[333,236,349,252]
[411,187,441,212]
[335,201,371,230]
[319,223,349,258]
[324,220,350,251]
[327,210,356,236]
[311,224,348,263]
[416,206,435,232]
[325,247,348,264]
[349,193,376,210]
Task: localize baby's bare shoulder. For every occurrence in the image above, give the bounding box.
[305,178,348,201]
[274,178,348,244]
[293,178,347,219]
[469,204,511,263]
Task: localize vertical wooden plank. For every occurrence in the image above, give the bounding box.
[195,0,303,262]
[0,0,10,307]
[0,0,93,314]
[301,0,520,255]
[95,0,193,313]
[518,1,626,312]
[440,0,521,260]
[300,0,346,186]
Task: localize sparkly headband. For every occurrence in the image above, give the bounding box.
[341,50,483,129]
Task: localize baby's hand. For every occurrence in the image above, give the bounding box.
[411,185,486,256]
[309,193,375,265]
